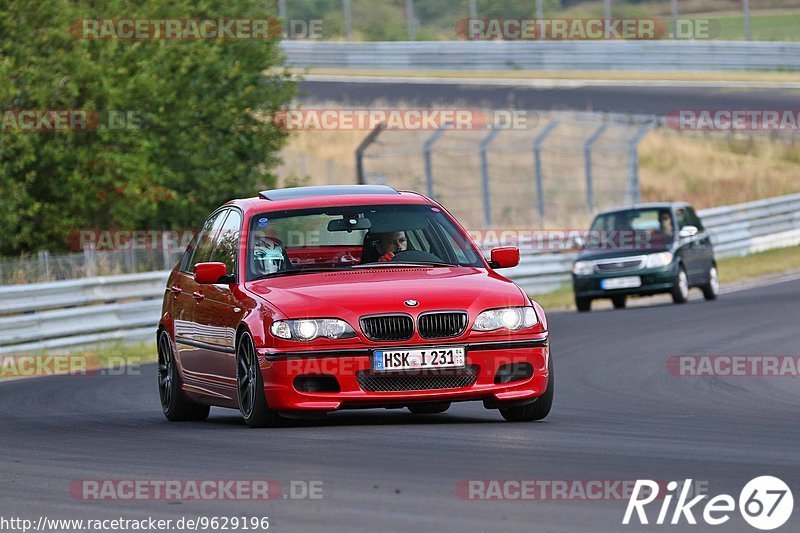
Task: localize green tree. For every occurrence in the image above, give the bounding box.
[0,0,295,255]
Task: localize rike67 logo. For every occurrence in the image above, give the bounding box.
[624,476,793,530]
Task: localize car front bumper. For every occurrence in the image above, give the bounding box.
[572,263,677,299]
[257,336,550,412]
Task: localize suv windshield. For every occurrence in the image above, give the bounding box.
[246,204,484,280]
[588,207,674,250]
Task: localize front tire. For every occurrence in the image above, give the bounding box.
[702,265,719,301]
[237,331,282,428]
[575,296,591,313]
[671,265,689,304]
[500,357,553,422]
[157,330,210,422]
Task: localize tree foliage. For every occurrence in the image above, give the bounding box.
[0,0,295,254]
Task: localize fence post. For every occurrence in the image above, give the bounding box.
[343,0,353,40]
[626,123,656,204]
[670,0,678,37]
[584,123,609,213]
[533,120,559,225]
[743,0,752,41]
[479,128,501,227]
[406,0,416,41]
[355,122,385,184]
[423,126,448,198]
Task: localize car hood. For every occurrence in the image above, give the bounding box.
[577,243,672,262]
[245,266,527,319]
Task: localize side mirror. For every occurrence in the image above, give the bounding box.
[490,247,520,269]
[194,262,229,284]
[679,225,698,239]
[573,235,585,249]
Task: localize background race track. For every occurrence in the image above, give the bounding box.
[1,279,798,532]
[299,78,800,115]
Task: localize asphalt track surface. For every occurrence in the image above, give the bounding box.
[1,279,798,532]
[299,79,800,115]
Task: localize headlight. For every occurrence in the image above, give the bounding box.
[572,261,594,276]
[473,306,538,332]
[645,251,673,269]
[270,319,356,341]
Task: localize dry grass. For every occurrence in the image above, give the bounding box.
[639,130,800,209]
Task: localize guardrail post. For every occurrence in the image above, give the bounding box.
[423,125,448,199]
[479,128,501,226]
[355,122,385,184]
[343,0,353,40]
[625,123,657,204]
[584,123,608,213]
[533,120,559,224]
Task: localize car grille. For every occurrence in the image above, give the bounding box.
[418,312,468,339]
[356,366,480,392]
[360,315,414,341]
[593,256,645,273]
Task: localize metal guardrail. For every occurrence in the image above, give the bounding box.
[282,41,800,72]
[0,193,798,353]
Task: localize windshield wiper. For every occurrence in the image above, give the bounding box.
[353,261,454,268]
[251,266,348,281]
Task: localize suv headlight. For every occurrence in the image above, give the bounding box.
[645,251,673,269]
[270,319,356,341]
[473,306,538,332]
[572,261,594,276]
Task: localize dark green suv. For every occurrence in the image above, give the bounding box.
[571,203,718,312]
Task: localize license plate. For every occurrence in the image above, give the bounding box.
[601,276,642,290]
[373,346,466,372]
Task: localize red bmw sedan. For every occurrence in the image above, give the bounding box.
[157,185,552,427]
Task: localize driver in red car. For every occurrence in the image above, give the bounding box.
[375,231,408,262]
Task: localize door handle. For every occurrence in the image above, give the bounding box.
[170,285,182,296]
[192,291,205,301]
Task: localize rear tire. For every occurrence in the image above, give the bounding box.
[671,266,689,304]
[702,265,719,301]
[575,297,591,313]
[237,331,282,428]
[612,295,626,309]
[408,402,450,414]
[158,330,210,422]
[500,357,553,422]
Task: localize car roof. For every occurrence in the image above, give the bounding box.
[224,185,433,215]
[594,202,691,216]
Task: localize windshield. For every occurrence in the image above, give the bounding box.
[588,208,674,250]
[246,204,484,280]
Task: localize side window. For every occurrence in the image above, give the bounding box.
[675,208,690,230]
[209,210,242,277]
[189,210,229,270]
[181,211,221,273]
[686,207,704,230]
